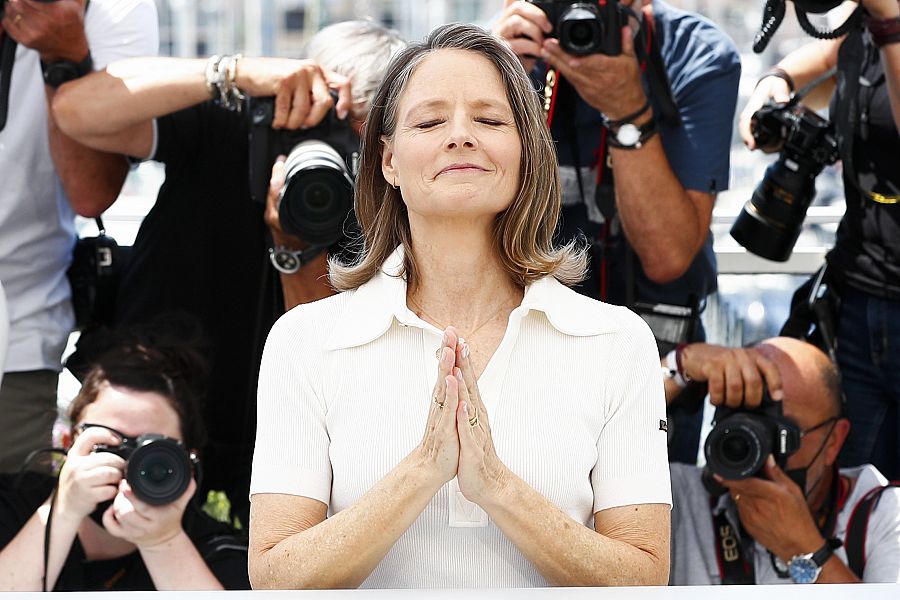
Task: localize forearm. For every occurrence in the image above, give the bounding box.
[251,453,442,589]
[53,58,210,143]
[611,133,707,283]
[0,499,81,591]
[140,530,224,590]
[46,86,128,217]
[483,474,669,586]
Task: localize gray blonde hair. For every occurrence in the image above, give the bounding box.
[329,23,587,291]
[306,20,406,121]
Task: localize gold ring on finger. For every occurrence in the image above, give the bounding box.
[433,392,444,409]
[14,13,23,25]
[734,494,741,503]
[435,347,442,360]
[468,405,479,428]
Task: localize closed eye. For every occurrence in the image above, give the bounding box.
[477,118,509,127]
[416,120,444,129]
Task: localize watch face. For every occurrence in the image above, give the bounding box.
[616,123,641,146]
[789,556,819,584]
[273,249,300,273]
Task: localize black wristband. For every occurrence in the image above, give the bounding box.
[866,13,900,47]
[605,99,651,128]
[759,66,796,93]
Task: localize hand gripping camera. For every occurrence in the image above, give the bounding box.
[703,388,800,482]
[528,0,624,56]
[247,97,358,247]
[730,100,838,262]
[94,433,196,505]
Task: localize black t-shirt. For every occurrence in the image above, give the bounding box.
[112,102,281,503]
[828,28,900,298]
[0,473,250,590]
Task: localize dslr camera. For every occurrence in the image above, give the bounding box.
[730,100,838,262]
[247,97,358,247]
[704,387,800,482]
[528,0,623,56]
[94,434,195,505]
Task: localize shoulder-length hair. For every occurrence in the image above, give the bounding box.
[329,22,586,291]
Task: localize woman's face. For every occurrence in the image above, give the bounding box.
[77,383,182,443]
[382,49,522,224]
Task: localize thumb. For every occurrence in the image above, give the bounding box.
[621,26,636,58]
[763,455,792,485]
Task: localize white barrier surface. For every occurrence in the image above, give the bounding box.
[9,585,899,600]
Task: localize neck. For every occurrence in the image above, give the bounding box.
[807,464,837,524]
[406,221,522,333]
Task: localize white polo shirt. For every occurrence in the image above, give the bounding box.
[0,0,158,374]
[251,247,672,588]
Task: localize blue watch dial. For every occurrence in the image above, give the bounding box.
[789,556,819,583]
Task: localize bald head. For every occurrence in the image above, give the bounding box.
[754,337,841,427]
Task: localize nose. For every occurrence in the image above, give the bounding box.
[444,118,478,151]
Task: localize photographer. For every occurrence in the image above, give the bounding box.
[0,0,157,473]
[0,335,249,591]
[740,0,900,480]
[51,20,406,524]
[667,337,900,584]
[493,0,741,463]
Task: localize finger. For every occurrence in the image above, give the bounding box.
[621,25,636,58]
[737,349,764,409]
[455,340,490,431]
[505,1,552,34]
[84,465,126,487]
[723,357,745,409]
[286,73,314,130]
[101,503,123,534]
[498,13,547,46]
[541,40,587,86]
[270,154,287,189]
[272,76,295,129]
[754,353,784,401]
[302,69,334,129]
[707,365,726,407]
[324,69,352,120]
[505,38,544,61]
[444,374,461,431]
[70,427,121,457]
[117,482,155,525]
[762,455,796,489]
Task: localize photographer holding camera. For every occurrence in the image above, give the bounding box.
[739,0,900,481]
[0,334,249,591]
[0,0,157,474]
[51,21,406,525]
[666,337,900,584]
[493,0,741,463]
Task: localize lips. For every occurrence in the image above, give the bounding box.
[437,163,489,176]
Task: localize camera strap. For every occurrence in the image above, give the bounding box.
[0,34,16,132]
[711,499,755,584]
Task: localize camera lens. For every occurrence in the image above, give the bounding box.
[558,4,603,55]
[280,140,354,246]
[126,438,192,506]
[704,414,771,480]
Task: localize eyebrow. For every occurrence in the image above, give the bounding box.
[404,98,511,119]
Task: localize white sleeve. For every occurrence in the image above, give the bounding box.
[862,487,900,583]
[250,310,333,505]
[591,312,672,513]
[84,0,160,68]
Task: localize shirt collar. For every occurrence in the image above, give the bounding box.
[325,246,619,351]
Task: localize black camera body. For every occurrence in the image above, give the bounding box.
[94,434,194,506]
[730,101,838,262]
[247,97,357,247]
[528,1,623,56]
[704,388,801,482]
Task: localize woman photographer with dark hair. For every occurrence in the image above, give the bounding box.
[739,0,900,481]
[0,335,249,591]
[249,23,670,589]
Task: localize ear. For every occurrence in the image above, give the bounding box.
[60,428,73,451]
[380,135,397,187]
[824,418,851,466]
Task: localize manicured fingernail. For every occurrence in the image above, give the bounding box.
[462,401,468,415]
[766,455,775,467]
[772,389,784,400]
[462,343,470,359]
[455,368,463,381]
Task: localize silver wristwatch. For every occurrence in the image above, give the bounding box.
[268,245,327,274]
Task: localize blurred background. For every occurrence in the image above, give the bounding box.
[97,0,850,347]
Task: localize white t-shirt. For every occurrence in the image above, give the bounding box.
[670,462,900,584]
[0,0,158,374]
[251,247,672,588]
